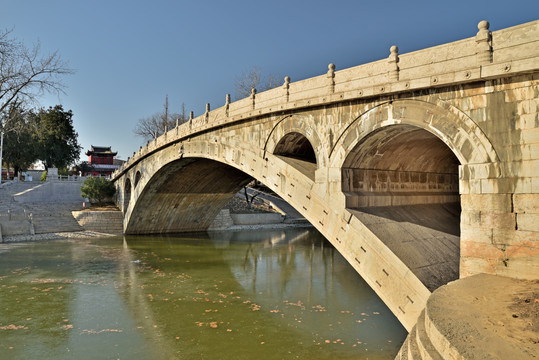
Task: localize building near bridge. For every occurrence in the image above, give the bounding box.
[85,145,121,177]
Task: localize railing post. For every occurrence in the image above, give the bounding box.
[225,94,231,117]
[476,20,492,64]
[205,103,210,122]
[327,63,335,93]
[189,111,194,130]
[388,45,399,81]
[250,88,256,110]
[283,76,290,102]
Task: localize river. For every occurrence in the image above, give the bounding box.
[0,228,406,359]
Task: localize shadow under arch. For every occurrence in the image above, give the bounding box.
[125,158,252,234]
[134,170,141,188]
[273,131,317,181]
[123,178,132,212]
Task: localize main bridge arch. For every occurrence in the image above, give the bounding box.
[114,98,498,331]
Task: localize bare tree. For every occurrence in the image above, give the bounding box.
[0,28,73,114]
[243,186,261,209]
[133,99,188,142]
[265,73,281,90]
[234,66,262,100]
[234,66,281,100]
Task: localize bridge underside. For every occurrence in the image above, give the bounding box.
[126,159,251,234]
[349,204,460,292]
[343,125,461,291]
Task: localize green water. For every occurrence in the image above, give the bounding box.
[0,229,406,359]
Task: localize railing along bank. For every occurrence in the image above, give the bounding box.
[112,20,539,181]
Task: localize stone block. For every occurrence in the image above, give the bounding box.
[514,193,539,213]
[514,113,539,130]
[521,128,539,144]
[459,181,470,194]
[461,193,512,212]
[460,240,504,261]
[494,252,539,280]
[492,228,537,247]
[504,87,536,102]
[516,213,539,232]
[460,179,481,194]
[480,212,516,230]
[460,227,493,244]
[461,210,481,226]
[461,163,501,180]
[499,161,539,178]
[514,177,533,194]
[460,256,495,278]
[533,177,539,192]
[516,98,539,115]
[480,178,515,194]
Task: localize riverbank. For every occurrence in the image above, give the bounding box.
[1,221,314,243]
[1,220,314,244]
[1,230,117,243]
[1,182,312,243]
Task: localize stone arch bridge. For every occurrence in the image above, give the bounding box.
[112,20,539,331]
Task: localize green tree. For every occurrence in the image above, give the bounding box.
[73,161,94,176]
[80,177,116,204]
[0,28,72,181]
[1,103,39,176]
[36,105,81,170]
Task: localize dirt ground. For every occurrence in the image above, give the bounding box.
[428,273,539,359]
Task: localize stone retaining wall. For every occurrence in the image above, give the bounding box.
[209,209,285,230]
[230,213,284,225]
[72,211,123,234]
[0,220,34,241]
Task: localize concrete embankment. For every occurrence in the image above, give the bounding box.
[0,180,120,241]
[395,273,538,359]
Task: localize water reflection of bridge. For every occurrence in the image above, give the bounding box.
[117,230,406,356]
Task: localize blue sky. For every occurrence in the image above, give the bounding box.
[1,0,537,161]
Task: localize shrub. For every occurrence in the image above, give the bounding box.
[40,171,47,182]
[81,177,116,204]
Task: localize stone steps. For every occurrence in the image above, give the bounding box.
[31,217,83,234]
[395,335,408,360]
[396,274,538,360]
[415,311,443,360]
[396,310,443,360]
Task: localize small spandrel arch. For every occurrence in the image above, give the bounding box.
[134,171,141,188]
[124,178,132,212]
[273,132,317,164]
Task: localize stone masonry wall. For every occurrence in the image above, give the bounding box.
[457,74,539,280]
[72,211,123,234]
